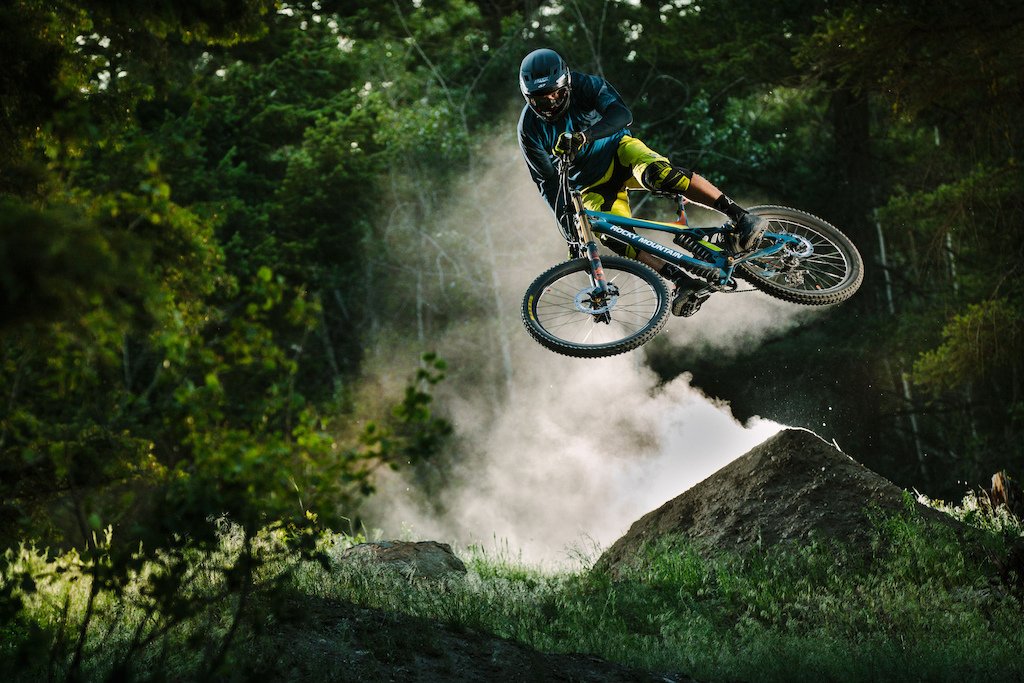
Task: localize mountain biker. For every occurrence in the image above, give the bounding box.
[517,48,768,317]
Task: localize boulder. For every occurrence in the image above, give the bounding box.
[338,540,467,580]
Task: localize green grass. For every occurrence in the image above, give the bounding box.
[3,496,1023,682]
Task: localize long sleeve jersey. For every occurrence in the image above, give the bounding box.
[517,72,632,235]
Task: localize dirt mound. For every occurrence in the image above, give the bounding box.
[597,428,960,575]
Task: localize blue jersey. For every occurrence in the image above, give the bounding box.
[518,72,632,232]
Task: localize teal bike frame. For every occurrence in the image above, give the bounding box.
[571,197,806,292]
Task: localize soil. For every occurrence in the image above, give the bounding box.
[257,595,697,682]
[261,428,963,682]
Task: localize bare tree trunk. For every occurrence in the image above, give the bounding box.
[874,209,895,316]
[899,367,926,475]
[416,268,425,347]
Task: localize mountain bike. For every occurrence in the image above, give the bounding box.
[521,135,864,358]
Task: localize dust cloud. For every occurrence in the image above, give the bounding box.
[369,355,784,564]
[359,130,821,564]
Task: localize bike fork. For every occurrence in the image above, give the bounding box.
[585,240,608,296]
[570,189,609,298]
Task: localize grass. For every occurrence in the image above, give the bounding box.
[2,495,1023,682]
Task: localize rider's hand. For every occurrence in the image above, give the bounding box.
[553,131,587,160]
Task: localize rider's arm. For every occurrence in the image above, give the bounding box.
[582,99,631,142]
[573,73,633,142]
[518,109,574,235]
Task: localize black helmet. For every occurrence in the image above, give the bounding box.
[519,49,571,122]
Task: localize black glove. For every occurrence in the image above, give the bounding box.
[553,131,587,160]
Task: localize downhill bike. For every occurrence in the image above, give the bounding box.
[521,134,864,358]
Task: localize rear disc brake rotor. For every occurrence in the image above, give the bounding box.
[780,232,814,258]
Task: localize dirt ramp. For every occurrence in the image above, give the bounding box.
[597,428,958,574]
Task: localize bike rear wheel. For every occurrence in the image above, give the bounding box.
[522,256,670,358]
[738,206,863,305]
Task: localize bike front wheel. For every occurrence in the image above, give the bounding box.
[738,206,864,305]
[521,255,670,358]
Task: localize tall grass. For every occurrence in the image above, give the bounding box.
[3,496,1023,682]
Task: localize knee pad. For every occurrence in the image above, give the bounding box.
[642,160,692,194]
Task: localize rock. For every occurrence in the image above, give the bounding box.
[596,428,965,576]
[338,540,467,580]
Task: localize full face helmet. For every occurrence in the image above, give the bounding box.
[519,49,571,122]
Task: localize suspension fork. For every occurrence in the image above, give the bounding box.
[569,189,609,297]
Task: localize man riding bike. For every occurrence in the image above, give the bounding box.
[517,48,768,317]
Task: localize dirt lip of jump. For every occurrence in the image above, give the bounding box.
[596,427,965,576]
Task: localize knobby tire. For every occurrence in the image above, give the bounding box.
[739,206,864,305]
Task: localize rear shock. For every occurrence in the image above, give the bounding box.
[673,233,719,262]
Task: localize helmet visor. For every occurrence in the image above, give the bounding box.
[529,86,569,117]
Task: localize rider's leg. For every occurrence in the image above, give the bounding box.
[581,183,705,316]
[581,185,642,260]
[619,137,768,252]
[613,143,711,314]
[674,174,767,252]
[583,141,708,316]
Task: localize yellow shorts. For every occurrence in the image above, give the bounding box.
[582,136,689,258]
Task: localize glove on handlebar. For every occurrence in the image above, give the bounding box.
[553,131,587,160]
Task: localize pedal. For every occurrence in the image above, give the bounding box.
[684,293,710,317]
[673,292,710,317]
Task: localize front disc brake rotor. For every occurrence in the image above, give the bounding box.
[574,285,619,315]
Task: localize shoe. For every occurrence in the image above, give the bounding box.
[674,292,710,317]
[730,213,768,252]
[671,276,707,317]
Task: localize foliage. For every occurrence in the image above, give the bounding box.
[3,12,469,673]
[313,502,1024,683]
[798,0,1024,129]
[629,0,1024,493]
[3,0,1024,678]
[0,346,451,679]
[4,499,1022,682]
[913,299,1023,395]
[918,490,1024,538]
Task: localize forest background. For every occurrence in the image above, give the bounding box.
[1,0,1022,623]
